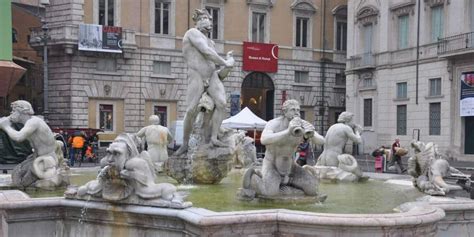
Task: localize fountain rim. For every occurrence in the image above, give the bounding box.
[0,195,445,227]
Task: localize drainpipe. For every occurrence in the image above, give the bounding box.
[320,0,327,134]
[415,0,421,105]
[187,0,190,30]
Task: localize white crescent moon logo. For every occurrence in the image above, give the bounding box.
[271,45,278,60]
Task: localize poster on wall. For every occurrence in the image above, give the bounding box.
[460,72,474,116]
[230,92,241,116]
[78,24,122,53]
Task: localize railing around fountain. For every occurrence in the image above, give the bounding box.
[437,32,474,55]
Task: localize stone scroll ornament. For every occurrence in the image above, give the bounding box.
[65,133,191,209]
[407,140,466,196]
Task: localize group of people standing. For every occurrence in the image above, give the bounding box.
[55,130,98,167]
[371,138,408,174]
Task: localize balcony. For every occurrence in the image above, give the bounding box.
[347,52,376,71]
[437,32,474,57]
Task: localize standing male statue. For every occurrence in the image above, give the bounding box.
[136,115,173,163]
[0,100,67,189]
[175,8,234,155]
[241,100,326,199]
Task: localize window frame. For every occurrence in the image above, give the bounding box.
[398,14,409,49]
[152,60,172,76]
[363,98,373,127]
[204,6,221,40]
[153,105,168,127]
[150,0,175,36]
[95,0,120,26]
[429,78,442,96]
[396,104,407,135]
[295,17,309,48]
[294,71,309,84]
[429,102,441,135]
[396,82,408,99]
[97,103,116,132]
[251,11,267,43]
[431,5,444,42]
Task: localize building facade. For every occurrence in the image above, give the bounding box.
[346,0,474,160]
[30,0,348,145]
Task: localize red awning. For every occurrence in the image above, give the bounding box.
[0,61,26,97]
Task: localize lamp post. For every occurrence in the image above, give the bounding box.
[41,20,49,119]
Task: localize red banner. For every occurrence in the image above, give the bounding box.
[242,42,278,73]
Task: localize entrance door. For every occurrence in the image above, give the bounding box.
[465,116,474,154]
[241,72,275,120]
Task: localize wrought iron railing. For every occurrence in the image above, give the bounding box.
[348,52,375,69]
[437,31,474,55]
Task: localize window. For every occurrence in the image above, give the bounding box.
[251,12,266,42]
[295,17,308,47]
[155,0,170,34]
[363,24,373,53]
[397,105,407,135]
[431,5,443,42]
[363,98,372,127]
[429,103,441,135]
[99,104,114,131]
[398,15,409,49]
[429,78,441,96]
[396,82,407,99]
[153,61,171,75]
[363,77,373,87]
[336,21,347,51]
[295,71,309,83]
[12,28,18,43]
[154,106,167,126]
[299,110,306,120]
[335,73,346,86]
[99,0,114,26]
[205,7,219,39]
[97,58,116,72]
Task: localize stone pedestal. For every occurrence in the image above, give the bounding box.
[165,145,232,184]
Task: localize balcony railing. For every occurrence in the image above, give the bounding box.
[437,32,474,55]
[348,52,375,70]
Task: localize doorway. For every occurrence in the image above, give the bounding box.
[241,72,275,120]
[465,116,474,154]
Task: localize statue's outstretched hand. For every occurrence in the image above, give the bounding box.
[225,50,234,68]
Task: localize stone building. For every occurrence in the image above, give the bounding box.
[346,0,474,160]
[29,0,348,146]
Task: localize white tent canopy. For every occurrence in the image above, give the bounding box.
[222,107,267,130]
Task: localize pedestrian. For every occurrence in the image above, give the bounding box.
[296,135,314,166]
[69,130,85,166]
[390,138,406,174]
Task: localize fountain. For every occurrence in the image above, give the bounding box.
[2,8,474,236]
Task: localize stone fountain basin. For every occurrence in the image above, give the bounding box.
[0,190,445,237]
[1,169,474,236]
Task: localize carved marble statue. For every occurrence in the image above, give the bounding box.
[174,8,234,155]
[407,140,465,196]
[65,133,190,208]
[136,115,173,165]
[232,131,257,168]
[0,100,69,190]
[239,100,326,201]
[307,112,366,182]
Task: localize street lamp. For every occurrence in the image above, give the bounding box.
[41,20,49,119]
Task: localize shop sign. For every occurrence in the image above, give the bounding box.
[78,24,122,53]
[242,42,278,73]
